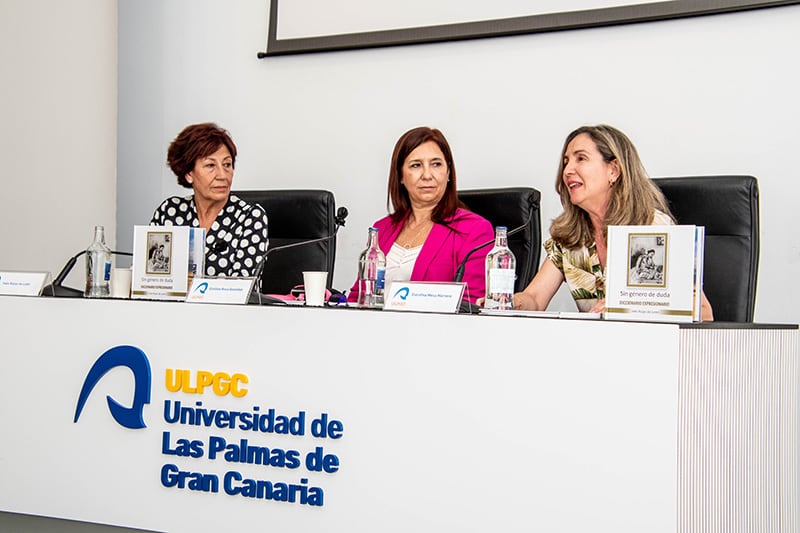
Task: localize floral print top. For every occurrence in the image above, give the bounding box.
[545,210,673,312]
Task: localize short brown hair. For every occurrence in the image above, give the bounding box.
[167,123,237,188]
[387,126,463,224]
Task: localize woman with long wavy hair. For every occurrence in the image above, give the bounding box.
[512,124,713,320]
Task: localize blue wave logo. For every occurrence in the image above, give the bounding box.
[392,287,410,301]
[194,281,209,294]
[74,345,152,429]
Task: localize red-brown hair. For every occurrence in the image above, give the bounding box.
[167,123,237,188]
[387,127,464,224]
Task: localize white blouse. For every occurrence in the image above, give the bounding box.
[385,243,422,287]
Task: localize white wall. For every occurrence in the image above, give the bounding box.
[0,1,117,528]
[0,0,117,290]
[117,1,800,324]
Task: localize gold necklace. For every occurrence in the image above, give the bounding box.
[399,219,432,249]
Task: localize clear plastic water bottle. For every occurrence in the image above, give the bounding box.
[485,226,516,310]
[85,225,112,298]
[357,227,386,308]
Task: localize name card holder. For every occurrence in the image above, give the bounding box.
[186,277,255,305]
[383,281,466,313]
[0,271,50,296]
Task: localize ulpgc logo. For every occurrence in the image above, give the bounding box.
[391,286,410,305]
[193,281,209,294]
[74,345,152,429]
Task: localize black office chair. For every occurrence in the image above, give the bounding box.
[233,190,339,295]
[458,187,542,292]
[652,176,760,322]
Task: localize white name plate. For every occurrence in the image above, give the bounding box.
[186,277,255,305]
[0,271,49,296]
[383,281,465,313]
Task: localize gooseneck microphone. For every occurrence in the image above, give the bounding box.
[453,203,535,284]
[48,250,133,297]
[250,206,348,300]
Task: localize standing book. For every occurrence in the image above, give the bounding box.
[605,225,705,322]
[131,225,205,301]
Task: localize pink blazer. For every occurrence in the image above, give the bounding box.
[348,208,494,303]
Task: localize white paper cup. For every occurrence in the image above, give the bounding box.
[110,267,132,299]
[302,271,328,307]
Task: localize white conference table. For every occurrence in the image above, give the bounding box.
[0,295,797,533]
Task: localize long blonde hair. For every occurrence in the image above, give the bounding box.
[549,124,672,249]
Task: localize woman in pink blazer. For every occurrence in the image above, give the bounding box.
[348,127,493,304]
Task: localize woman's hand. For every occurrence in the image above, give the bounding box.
[700,292,714,322]
[511,259,565,311]
[512,292,536,310]
[478,258,565,311]
[589,299,606,314]
[477,294,524,310]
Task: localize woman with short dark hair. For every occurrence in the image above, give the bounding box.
[150,123,268,277]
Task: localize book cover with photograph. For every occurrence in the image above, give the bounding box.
[131,225,196,301]
[605,225,705,322]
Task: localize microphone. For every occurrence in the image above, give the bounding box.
[47,250,133,297]
[249,207,348,302]
[453,204,535,284]
[334,206,348,227]
[210,240,228,254]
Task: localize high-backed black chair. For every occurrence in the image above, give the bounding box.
[458,187,542,292]
[652,176,760,322]
[233,190,338,295]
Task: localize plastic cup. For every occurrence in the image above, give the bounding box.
[110,267,132,298]
[302,271,327,307]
